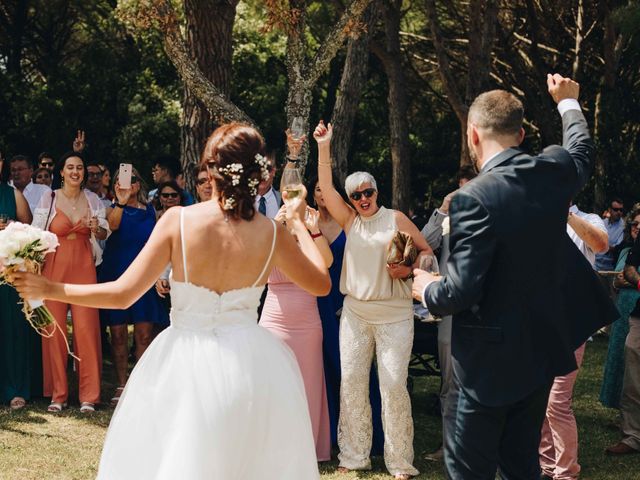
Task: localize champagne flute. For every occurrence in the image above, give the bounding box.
[291,117,304,139]
[281,169,305,202]
[419,254,440,275]
[0,213,10,230]
[418,254,440,322]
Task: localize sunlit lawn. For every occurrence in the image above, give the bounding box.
[1,335,639,479]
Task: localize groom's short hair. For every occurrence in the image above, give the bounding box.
[468,90,523,137]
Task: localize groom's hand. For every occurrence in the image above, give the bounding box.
[547,74,579,104]
[411,269,442,303]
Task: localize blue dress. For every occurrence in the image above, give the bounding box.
[317,230,384,454]
[99,204,168,326]
[600,246,640,408]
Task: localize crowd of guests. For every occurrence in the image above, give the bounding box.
[2,123,640,479]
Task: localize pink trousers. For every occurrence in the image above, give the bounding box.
[539,343,586,479]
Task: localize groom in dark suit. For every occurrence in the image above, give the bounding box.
[412,74,618,479]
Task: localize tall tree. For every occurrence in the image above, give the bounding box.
[372,0,412,212]
[331,0,380,186]
[181,0,239,191]
[424,0,499,165]
[267,0,373,167]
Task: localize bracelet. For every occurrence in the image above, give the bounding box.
[310,232,323,239]
[115,202,126,209]
[287,156,299,163]
[318,162,332,167]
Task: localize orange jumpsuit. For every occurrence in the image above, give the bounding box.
[42,209,101,404]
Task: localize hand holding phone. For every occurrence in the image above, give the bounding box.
[119,163,132,190]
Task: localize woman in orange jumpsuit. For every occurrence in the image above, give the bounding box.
[32,151,108,413]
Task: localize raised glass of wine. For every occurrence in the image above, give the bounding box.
[281,168,304,202]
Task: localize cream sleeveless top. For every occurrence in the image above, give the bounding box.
[340,206,413,324]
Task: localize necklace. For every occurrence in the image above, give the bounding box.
[60,189,82,211]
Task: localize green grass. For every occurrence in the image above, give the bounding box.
[1,335,639,479]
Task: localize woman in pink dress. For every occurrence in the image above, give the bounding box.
[260,202,333,461]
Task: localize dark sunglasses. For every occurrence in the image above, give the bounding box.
[611,207,624,212]
[630,222,639,228]
[88,171,103,178]
[350,188,376,201]
[40,161,54,167]
[161,192,179,199]
[196,178,209,186]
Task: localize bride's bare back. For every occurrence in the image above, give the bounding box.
[170,202,279,293]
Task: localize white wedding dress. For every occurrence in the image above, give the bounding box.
[97,214,319,479]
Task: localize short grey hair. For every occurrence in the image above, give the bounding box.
[345,171,377,197]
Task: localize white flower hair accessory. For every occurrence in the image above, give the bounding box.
[218,163,244,186]
[254,153,270,181]
[223,197,237,211]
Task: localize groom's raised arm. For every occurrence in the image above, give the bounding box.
[423,191,496,316]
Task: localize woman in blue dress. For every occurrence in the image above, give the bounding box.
[99,167,168,405]
[309,177,384,454]
[601,205,640,409]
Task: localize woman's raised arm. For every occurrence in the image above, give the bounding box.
[314,121,355,231]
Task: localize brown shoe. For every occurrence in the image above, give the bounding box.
[605,442,639,455]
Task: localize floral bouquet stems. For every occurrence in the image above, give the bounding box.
[0,222,79,360]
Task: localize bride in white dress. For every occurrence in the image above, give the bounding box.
[14,123,331,479]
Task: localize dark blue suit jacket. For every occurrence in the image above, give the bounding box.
[424,109,618,407]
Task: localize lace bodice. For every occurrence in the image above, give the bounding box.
[169,281,264,331]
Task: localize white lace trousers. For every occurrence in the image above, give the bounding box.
[337,312,419,476]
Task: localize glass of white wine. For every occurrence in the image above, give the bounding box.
[281,168,305,203]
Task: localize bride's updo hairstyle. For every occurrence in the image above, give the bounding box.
[201,123,270,220]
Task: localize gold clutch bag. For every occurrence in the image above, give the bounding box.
[386,231,418,267]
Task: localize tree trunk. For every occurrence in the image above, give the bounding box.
[282,0,374,171]
[379,0,411,213]
[180,0,238,192]
[424,0,498,167]
[331,0,379,186]
[592,1,623,212]
[7,0,30,77]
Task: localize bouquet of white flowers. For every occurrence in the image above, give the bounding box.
[0,222,59,333]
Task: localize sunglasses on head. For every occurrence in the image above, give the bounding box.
[196,178,209,186]
[161,192,179,199]
[350,188,376,201]
[40,161,53,167]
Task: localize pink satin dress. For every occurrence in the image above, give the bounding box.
[259,267,331,461]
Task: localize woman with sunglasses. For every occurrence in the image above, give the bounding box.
[601,204,640,411]
[32,151,108,413]
[306,174,385,456]
[314,120,432,479]
[156,181,186,219]
[100,167,168,406]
